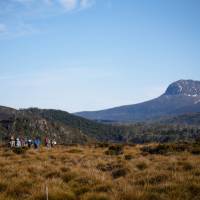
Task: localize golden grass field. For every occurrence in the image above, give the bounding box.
[0,143,200,200]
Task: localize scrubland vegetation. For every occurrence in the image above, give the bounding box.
[0,142,200,200]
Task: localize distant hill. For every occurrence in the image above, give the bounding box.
[75,80,200,122]
[0,107,124,144]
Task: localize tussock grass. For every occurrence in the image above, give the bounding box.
[0,143,200,200]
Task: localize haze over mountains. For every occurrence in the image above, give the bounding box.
[75,80,200,123]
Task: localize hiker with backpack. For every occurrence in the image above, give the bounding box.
[34,137,41,149]
[10,136,15,148]
[20,137,25,147]
[51,139,57,147]
[15,138,21,147]
[27,139,32,148]
[45,136,51,148]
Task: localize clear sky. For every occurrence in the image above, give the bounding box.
[0,0,200,112]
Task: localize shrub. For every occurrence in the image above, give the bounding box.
[2,149,14,157]
[181,162,193,171]
[12,147,28,155]
[82,193,111,200]
[105,145,124,156]
[73,186,91,196]
[136,162,148,170]
[111,168,128,179]
[136,174,168,186]
[191,147,200,155]
[186,183,200,197]
[124,154,133,160]
[7,180,33,198]
[68,149,83,154]
[74,176,97,186]
[62,171,78,183]
[94,184,112,193]
[95,143,110,148]
[49,155,57,160]
[148,174,168,185]
[45,171,61,179]
[96,163,123,172]
[60,166,70,172]
[142,192,162,200]
[141,144,170,155]
[35,190,76,200]
[141,143,190,155]
[0,182,7,192]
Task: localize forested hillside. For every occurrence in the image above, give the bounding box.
[0,107,200,144]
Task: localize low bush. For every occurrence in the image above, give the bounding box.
[7,180,33,198]
[135,174,168,186]
[60,166,70,172]
[0,182,7,192]
[68,149,83,154]
[45,171,61,179]
[183,162,194,171]
[105,145,124,156]
[141,143,190,155]
[35,190,76,200]
[124,154,133,160]
[74,176,97,186]
[73,186,91,196]
[136,162,148,170]
[62,171,78,183]
[95,143,110,148]
[82,192,111,200]
[94,184,112,193]
[111,168,128,179]
[12,147,28,155]
[148,174,168,185]
[96,162,123,172]
[191,147,200,155]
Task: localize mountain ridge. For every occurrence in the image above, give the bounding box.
[75,80,200,122]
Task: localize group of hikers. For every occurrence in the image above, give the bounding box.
[9,136,57,149]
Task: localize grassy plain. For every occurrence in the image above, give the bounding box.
[0,143,200,200]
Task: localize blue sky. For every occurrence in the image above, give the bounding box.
[0,0,200,112]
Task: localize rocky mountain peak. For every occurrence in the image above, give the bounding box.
[164,80,200,96]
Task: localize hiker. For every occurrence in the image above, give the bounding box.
[51,139,57,147]
[20,137,25,147]
[27,139,32,148]
[24,138,28,147]
[45,137,51,148]
[34,137,41,149]
[15,138,21,147]
[10,136,15,148]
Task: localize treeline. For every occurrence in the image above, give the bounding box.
[0,107,200,144]
[125,123,200,143]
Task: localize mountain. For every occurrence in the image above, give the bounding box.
[75,80,200,122]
